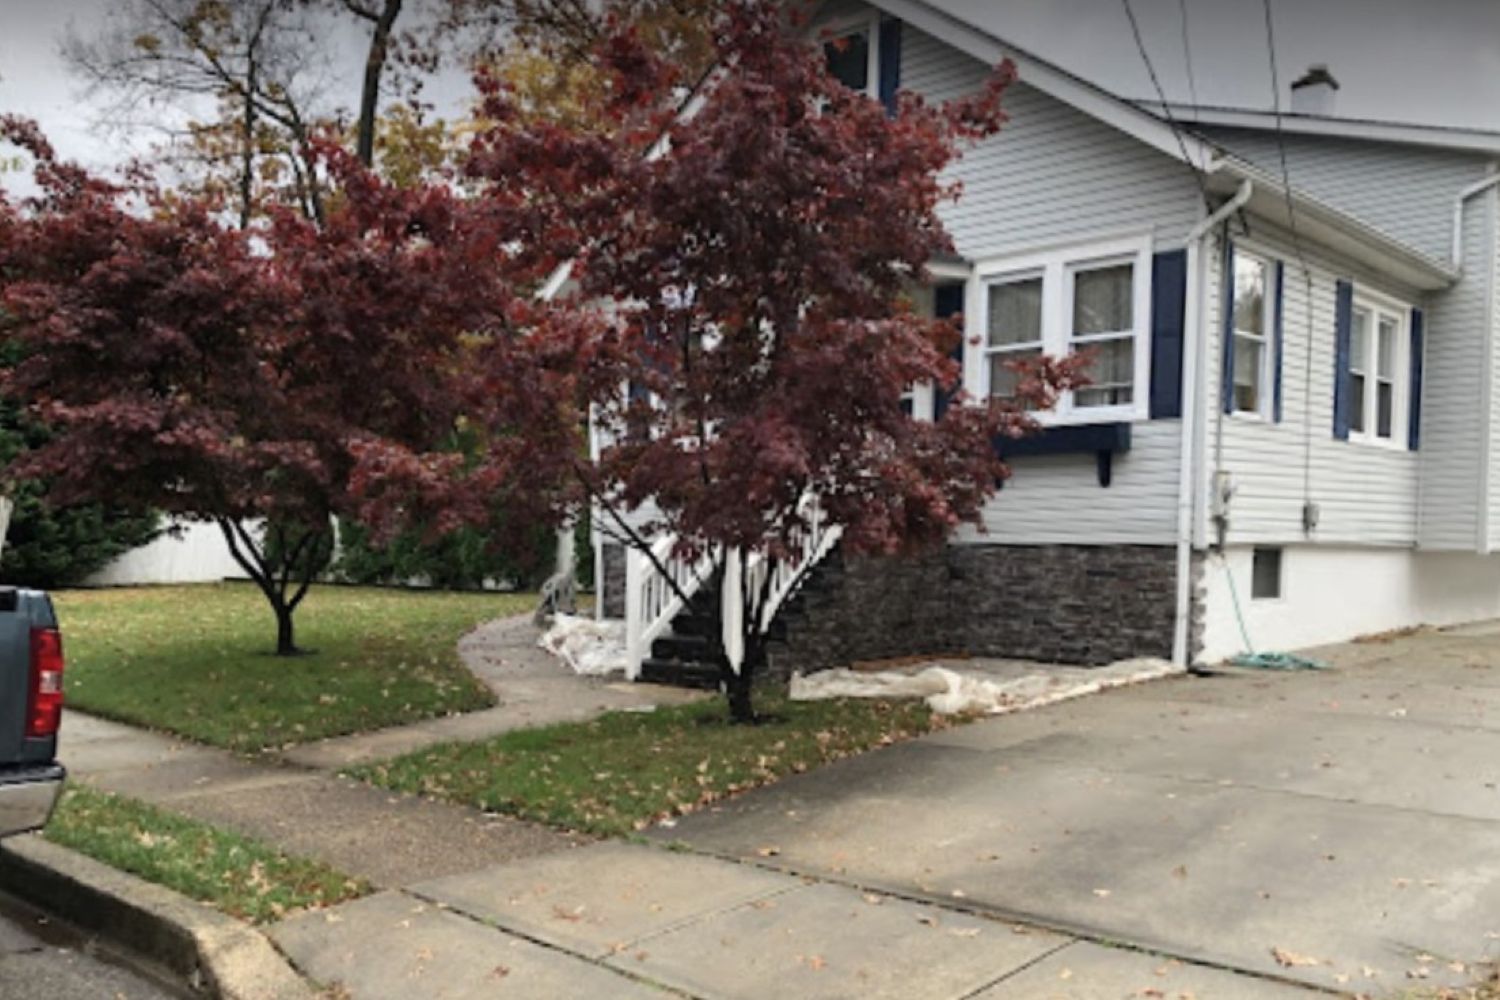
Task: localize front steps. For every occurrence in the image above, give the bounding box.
[636,550,843,689]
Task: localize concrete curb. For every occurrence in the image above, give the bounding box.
[0,835,316,1000]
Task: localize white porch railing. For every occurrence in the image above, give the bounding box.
[623,496,841,680]
[623,534,714,680]
[722,497,841,673]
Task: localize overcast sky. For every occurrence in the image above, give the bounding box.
[2,0,1498,182]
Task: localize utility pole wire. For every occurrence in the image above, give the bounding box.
[1120,0,1211,213]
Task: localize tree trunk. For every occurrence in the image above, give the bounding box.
[725,668,755,724]
[722,632,766,724]
[274,599,299,656]
[355,0,403,167]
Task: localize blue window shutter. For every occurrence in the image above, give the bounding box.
[932,282,965,421]
[878,18,902,116]
[1408,307,1425,450]
[1149,249,1186,419]
[1272,260,1285,422]
[1333,279,1354,440]
[1220,238,1236,415]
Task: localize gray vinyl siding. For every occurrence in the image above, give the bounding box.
[898,18,1200,546]
[1203,218,1422,547]
[953,426,1182,545]
[1420,191,1493,550]
[902,26,1203,258]
[1200,127,1493,265]
[1489,194,1500,551]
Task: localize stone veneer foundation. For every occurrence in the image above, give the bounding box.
[598,541,1202,677]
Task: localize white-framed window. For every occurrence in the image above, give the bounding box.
[985,271,1044,403]
[973,235,1153,423]
[820,14,880,98]
[1231,252,1274,418]
[1348,291,1409,447]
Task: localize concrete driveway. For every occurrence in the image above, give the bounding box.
[656,626,1500,995]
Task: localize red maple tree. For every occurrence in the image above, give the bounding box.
[0,120,533,654]
[352,2,1082,720]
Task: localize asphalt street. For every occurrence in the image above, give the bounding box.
[0,892,182,1000]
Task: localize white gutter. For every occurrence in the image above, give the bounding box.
[1172,179,1252,668]
[1452,170,1500,271]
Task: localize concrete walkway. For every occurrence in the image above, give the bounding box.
[656,626,1500,996]
[272,841,1313,999]
[59,618,702,886]
[58,620,1500,997]
[282,614,704,770]
[61,711,578,887]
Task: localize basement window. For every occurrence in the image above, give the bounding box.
[1251,547,1283,600]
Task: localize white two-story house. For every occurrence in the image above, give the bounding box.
[599,0,1500,677]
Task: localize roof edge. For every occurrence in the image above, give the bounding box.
[863,0,1218,171]
[1139,101,1500,157]
[1212,157,1460,291]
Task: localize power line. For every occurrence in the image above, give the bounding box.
[1261,0,1318,518]
[1120,0,1211,213]
[1178,0,1199,114]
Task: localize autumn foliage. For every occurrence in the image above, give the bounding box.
[0,120,534,653]
[349,3,1080,718]
[2,2,1075,705]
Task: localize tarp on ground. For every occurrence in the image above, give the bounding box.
[538,614,630,676]
[788,658,1181,715]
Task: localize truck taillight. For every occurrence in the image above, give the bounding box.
[26,627,64,739]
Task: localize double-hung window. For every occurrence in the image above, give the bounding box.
[822,15,879,97]
[976,236,1152,422]
[1348,294,1407,445]
[1231,253,1273,417]
[1069,261,1136,408]
[986,273,1044,402]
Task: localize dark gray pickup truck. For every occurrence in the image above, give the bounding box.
[0,587,64,837]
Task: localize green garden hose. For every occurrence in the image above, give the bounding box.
[1219,553,1326,671]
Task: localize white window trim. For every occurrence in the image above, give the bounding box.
[1347,287,1411,450]
[817,12,881,99]
[968,234,1154,425]
[1229,250,1276,421]
[903,273,970,423]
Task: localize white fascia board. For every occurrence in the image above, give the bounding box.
[864,0,1217,170]
[1142,101,1500,158]
[1210,159,1459,292]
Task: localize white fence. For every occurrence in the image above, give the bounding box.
[85,519,248,586]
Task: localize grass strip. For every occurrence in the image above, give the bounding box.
[353,693,945,837]
[45,783,368,924]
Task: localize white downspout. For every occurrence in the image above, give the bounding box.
[1172,180,1253,668]
[1451,169,1500,272]
[1451,167,1500,553]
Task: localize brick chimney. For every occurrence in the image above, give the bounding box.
[1290,64,1339,116]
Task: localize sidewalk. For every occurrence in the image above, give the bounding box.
[59,619,702,886]
[270,841,1313,1000]
[59,708,1323,999]
[51,612,1372,998]
[282,614,705,770]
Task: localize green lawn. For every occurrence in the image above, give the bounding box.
[55,583,532,752]
[46,784,368,923]
[353,693,943,837]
